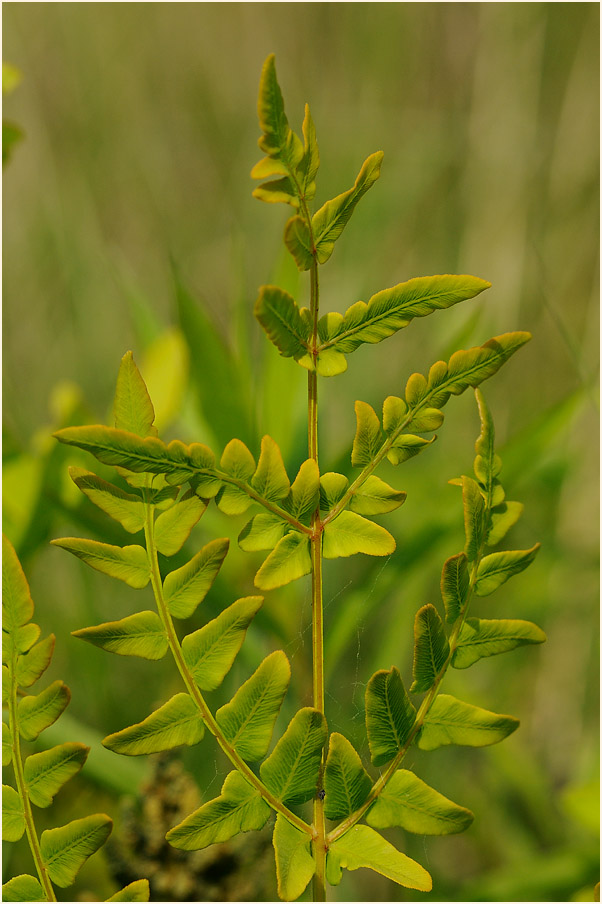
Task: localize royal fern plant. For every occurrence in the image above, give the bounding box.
[48,55,545,901]
[2,535,150,903]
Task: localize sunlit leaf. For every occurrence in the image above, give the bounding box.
[69,468,146,533]
[216,650,290,762]
[260,707,327,805]
[365,667,416,767]
[440,553,469,624]
[323,511,395,559]
[387,434,435,466]
[351,401,383,467]
[417,694,519,750]
[40,813,112,887]
[113,351,155,438]
[5,623,41,659]
[315,347,348,376]
[473,388,502,486]
[106,879,151,902]
[154,495,207,556]
[252,435,290,502]
[254,531,311,590]
[487,501,523,546]
[453,618,546,669]
[349,476,406,516]
[406,407,444,433]
[182,596,263,691]
[1,874,46,902]
[51,538,150,589]
[272,814,315,902]
[3,785,25,841]
[103,694,204,755]
[324,732,372,820]
[72,611,167,661]
[411,605,450,693]
[2,534,34,633]
[284,459,320,523]
[329,825,431,891]
[238,513,286,552]
[162,538,229,619]
[475,544,540,596]
[166,770,270,851]
[216,439,256,516]
[311,151,383,264]
[18,681,70,741]
[366,769,473,835]
[24,743,89,808]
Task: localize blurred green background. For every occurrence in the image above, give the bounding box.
[3,3,599,902]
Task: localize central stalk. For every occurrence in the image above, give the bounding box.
[307,258,327,901]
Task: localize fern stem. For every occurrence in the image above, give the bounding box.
[142,502,313,839]
[327,538,486,845]
[7,653,57,902]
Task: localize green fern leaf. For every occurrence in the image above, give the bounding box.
[323,732,371,820]
[365,667,416,767]
[417,694,519,750]
[475,544,540,596]
[24,743,89,808]
[162,538,229,619]
[102,694,204,755]
[366,769,473,835]
[328,825,432,891]
[69,468,146,533]
[411,605,450,693]
[50,538,150,589]
[2,785,25,841]
[453,617,546,669]
[440,553,469,624]
[105,879,150,902]
[2,874,47,902]
[260,707,327,806]
[323,511,395,559]
[153,495,206,556]
[113,351,155,438]
[272,814,316,902]
[40,814,112,887]
[18,681,70,741]
[254,531,311,590]
[72,612,168,661]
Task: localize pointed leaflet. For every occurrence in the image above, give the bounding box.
[320,275,490,357]
[365,667,416,767]
[323,511,395,559]
[324,732,372,820]
[349,476,406,516]
[329,825,432,891]
[24,743,89,808]
[418,694,519,750]
[216,650,290,762]
[3,534,34,633]
[18,681,70,741]
[1,875,46,902]
[441,553,469,624]
[487,501,523,546]
[453,618,546,669]
[113,350,155,437]
[153,495,207,556]
[40,813,112,887]
[254,531,311,590]
[166,770,270,851]
[106,880,151,902]
[254,286,310,361]
[252,435,290,502]
[366,769,474,835]
[260,707,327,805]
[297,103,319,201]
[69,468,146,534]
[103,693,204,755]
[238,513,286,552]
[3,785,25,841]
[411,605,450,693]
[311,151,383,265]
[272,814,316,902]
[16,634,55,688]
[51,538,150,590]
[388,434,435,466]
[216,439,256,516]
[473,388,502,485]
[72,611,167,661]
[475,544,540,596]
[182,596,263,691]
[4,623,41,661]
[284,459,320,524]
[351,401,383,467]
[252,55,303,185]
[162,538,229,619]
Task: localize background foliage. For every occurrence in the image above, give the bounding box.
[3,4,599,902]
